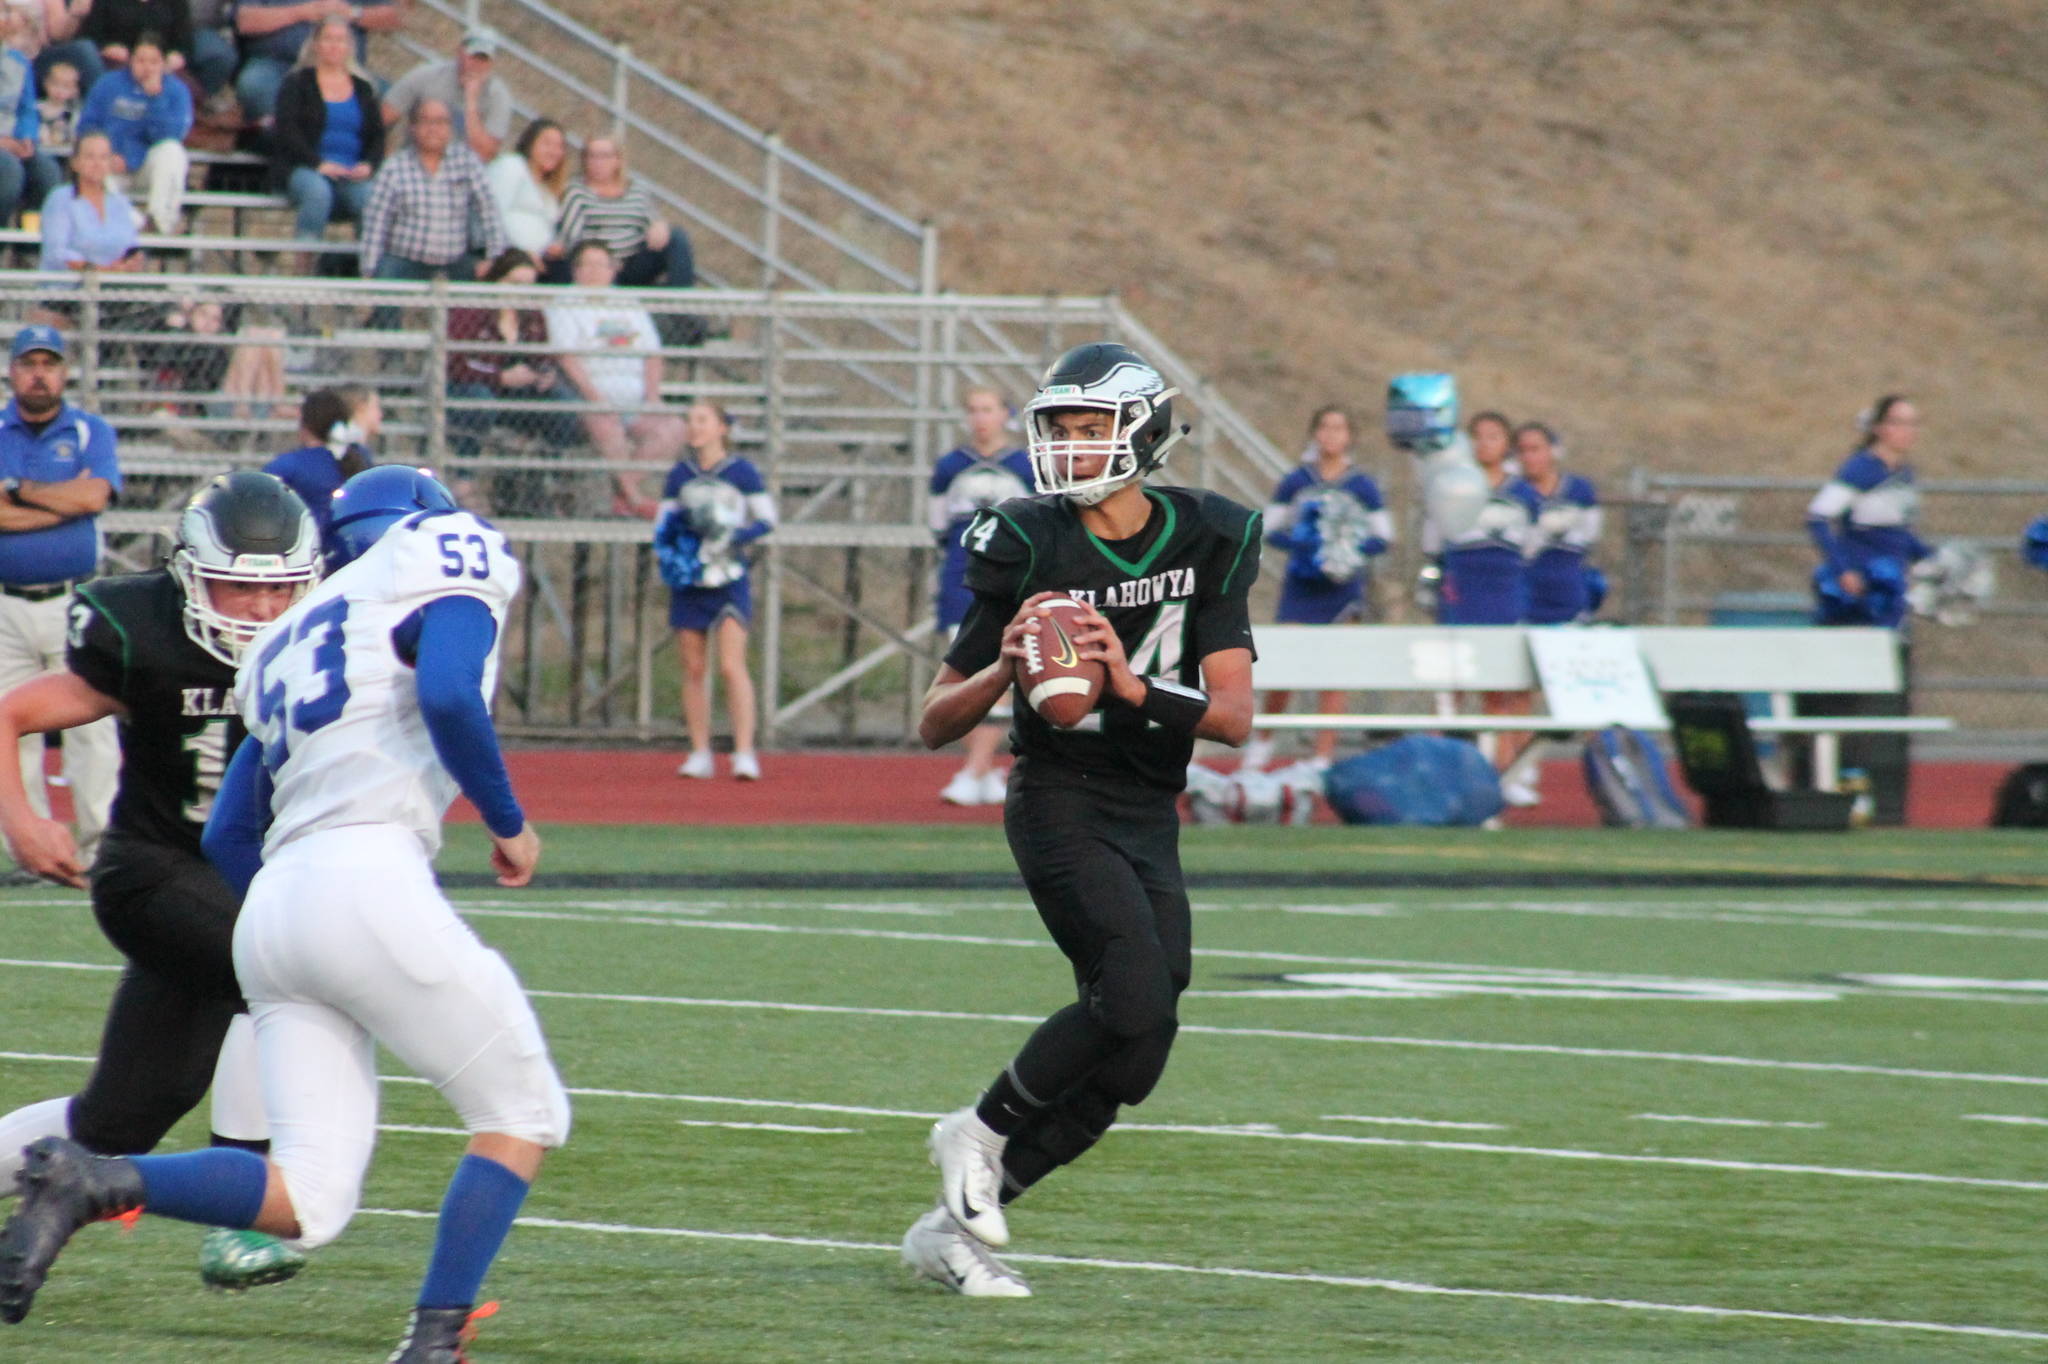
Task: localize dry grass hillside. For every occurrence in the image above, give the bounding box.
[558,0,2048,495]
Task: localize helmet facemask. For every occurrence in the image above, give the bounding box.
[1025,391,1184,506]
[171,473,323,665]
[172,549,319,666]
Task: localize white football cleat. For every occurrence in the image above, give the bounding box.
[732,751,762,781]
[901,1206,1031,1297]
[977,769,1009,805]
[1499,774,1541,807]
[929,1107,1009,1247]
[678,750,715,780]
[940,770,983,806]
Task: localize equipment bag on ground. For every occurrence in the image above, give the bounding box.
[1581,727,1691,829]
[1323,736,1503,826]
[1991,764,2048,828]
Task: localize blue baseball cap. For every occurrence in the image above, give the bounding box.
[10,325,65,361]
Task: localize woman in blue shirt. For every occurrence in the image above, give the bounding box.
[1511,422,1602,625]
[655,403,776,782]
[38,130,142,272]
[270,17,383,270]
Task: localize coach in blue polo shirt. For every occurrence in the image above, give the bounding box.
[0,324,120,874]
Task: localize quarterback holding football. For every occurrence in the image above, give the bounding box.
[903,342,1261,1295]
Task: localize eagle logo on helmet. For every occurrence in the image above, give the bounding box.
[170,471,322,665]
[1023,342,1189,505]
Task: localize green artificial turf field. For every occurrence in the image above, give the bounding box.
[1,824,2045,1361]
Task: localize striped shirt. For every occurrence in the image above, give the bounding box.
[555,181,656,260]
[359,143,507,274]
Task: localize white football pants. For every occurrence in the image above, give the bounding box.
[233,825,570,1251]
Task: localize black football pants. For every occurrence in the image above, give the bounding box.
[69,836,247,1154]
[998,774,1189,1199]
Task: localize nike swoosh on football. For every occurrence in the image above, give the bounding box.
[1047,619,1078,670]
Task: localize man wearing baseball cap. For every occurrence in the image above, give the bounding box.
[0,325,119,874]
[381,26,513,162]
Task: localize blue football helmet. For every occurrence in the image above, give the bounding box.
[1386,372,1458,453]
[328,466,458,566]
[2024,516,2048,573]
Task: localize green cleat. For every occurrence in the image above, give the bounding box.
[198,1227,306,1292]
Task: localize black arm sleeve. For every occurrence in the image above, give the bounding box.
[1191,503,1262,664]
[939,505,1032,677]
[63,591,128,704]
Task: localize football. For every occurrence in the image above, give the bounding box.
[1018,597,1104,728]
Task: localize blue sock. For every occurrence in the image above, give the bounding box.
[130,1149,269,1228]
[417,1155,531,1311]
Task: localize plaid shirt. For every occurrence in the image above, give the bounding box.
[359,143,507,274]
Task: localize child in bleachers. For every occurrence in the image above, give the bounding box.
[35,57,76,154]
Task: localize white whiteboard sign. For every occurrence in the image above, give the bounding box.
[1527,628,1667,729]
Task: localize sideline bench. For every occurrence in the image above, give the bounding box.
[1249,624,1952,790]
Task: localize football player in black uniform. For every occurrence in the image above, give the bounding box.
[901,343,1261,1296]
[0,470,322,1291]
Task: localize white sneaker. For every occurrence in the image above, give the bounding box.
[901,1206,1031,1298]
[678,750,715,780]
[1240,736,1274,772]
[928,1107,1009,1247]
[977,768,1009,804]
[732,751,762,781]
[1500,774,1541,807]
[940,770,983,806]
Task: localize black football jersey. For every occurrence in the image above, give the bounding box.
[944,486,1262,792]
[65,571,243,856]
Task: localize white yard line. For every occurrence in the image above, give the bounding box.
[1631,1114,1827,1130]
[379,1123,468,1136]
[1961,1114,2048,1127]
[675,1120,858,1134]
[1322,1114,1508,1131]
[352,1207,2048,1343]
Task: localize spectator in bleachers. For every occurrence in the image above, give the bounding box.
[358,96,504,283]
[232,0,394,123]
[0,8,60,226]
[261,384,372,548]
[38,129,141,269]
[553,136,692,290]
[1244,404,1392,771]
[32,0,104,95]
[486,116,564,260]
[34,59,80,156]
[183,0,233,105]
[448,248,580,473]
[1512,422,1601,625]
[381,26,509,164]
[546,237,683,516]
[142,292,289,424]
[271,14,380,270]
[659,400,773,782]
[76,31,187,232]
[72,0,194,85]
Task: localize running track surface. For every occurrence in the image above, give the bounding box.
[446,752,2008,828]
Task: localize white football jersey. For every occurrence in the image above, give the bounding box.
[236,509,521,861]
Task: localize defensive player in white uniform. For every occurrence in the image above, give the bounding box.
[0,468,570,1364]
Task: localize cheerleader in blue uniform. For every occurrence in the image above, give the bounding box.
[656,402,777,780]
[1512,422,1602,625]
[1427,411,1535,624]
[928,386,1034,804]
[1805,395,1929,627]
[1245,405,1392,768]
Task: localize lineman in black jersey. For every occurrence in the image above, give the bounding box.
[0,471,320,1290]
[901,343,1260,1296]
